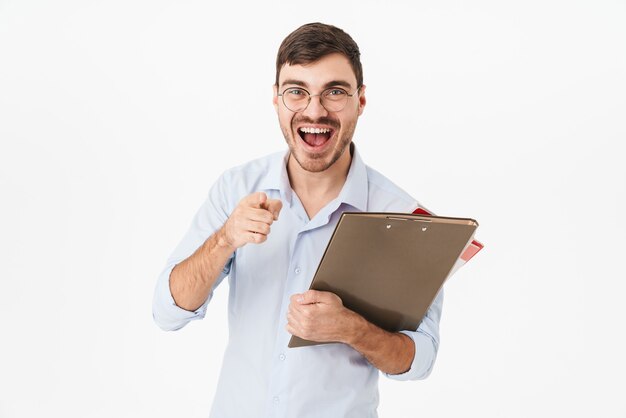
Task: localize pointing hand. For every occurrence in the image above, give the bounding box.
[220,192,283,250]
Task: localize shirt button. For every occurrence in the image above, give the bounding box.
[273,396,280,403]
[279,353,286,361]
[294,267,301,274]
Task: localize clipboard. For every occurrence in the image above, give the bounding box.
[288,212,478,348]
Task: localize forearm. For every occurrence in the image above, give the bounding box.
[169,227,234,311]
[345,313,415,375]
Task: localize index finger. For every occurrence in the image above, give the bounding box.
[242,192,267,208]
[293,290,332,305]
[264,199,283,220]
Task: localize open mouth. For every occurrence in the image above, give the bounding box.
[297,126,335,149]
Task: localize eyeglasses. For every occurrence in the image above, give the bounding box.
[278,86,360,113]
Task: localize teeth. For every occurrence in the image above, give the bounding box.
[299,127,331,134]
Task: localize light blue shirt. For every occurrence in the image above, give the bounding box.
[152,145,443,418]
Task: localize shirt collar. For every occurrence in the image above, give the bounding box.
[256,150,294,204]
[336,142,368,212]
[258,142,369,212]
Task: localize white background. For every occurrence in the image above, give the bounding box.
[1,1,625,417]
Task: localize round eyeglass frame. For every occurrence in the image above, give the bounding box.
[277,86,361,113]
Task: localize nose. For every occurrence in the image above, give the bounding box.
[301,94,329,119]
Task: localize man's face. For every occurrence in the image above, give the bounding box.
[273,53,366,173]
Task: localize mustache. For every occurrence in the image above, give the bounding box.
[292,116,340,130]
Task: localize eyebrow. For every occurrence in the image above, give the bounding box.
[281,79,354,90]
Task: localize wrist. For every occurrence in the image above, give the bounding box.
[342,309,368,347]
[215,227,236,252]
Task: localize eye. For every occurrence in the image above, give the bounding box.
[326,89,347,96]
[287,88,306,96]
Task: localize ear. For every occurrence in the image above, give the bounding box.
[357,84,366,116]
[272,84,279,112]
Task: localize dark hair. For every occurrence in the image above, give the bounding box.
[275,22,363,88]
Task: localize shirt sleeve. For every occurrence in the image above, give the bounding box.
[383,288,444,381]
[152,172,234,331]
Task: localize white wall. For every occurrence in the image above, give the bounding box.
[1,1,624,417]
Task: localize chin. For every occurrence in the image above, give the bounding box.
[296,156,335,173]
[292,140,350,173]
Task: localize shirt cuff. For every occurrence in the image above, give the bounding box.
[382,329,438,381]
[152,264,211,331]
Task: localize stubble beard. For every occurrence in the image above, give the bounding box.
[280,119,357,173]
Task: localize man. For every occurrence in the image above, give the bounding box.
[153,22,443,418]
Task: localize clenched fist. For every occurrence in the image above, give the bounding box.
[219,192,283,250]
[286,290,361,344]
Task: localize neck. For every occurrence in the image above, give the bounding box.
[287,145,353,211]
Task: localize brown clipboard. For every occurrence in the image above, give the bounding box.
[288,212,478,348]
